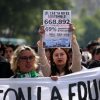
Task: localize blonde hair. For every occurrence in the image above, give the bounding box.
[10,45,39,72]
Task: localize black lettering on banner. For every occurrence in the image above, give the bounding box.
[78,81,87,100]
[0,90,3,93]
[99,80,100,91]
[28,87,31,100]
[87,79,98,100]
[18,87,31,100]
[51,86,62,100]
[37,87,41,100]
[18,88,25,100]
[69,83,76,100]
[3,88,18,100]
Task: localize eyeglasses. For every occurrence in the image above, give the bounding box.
[19,56,34,61]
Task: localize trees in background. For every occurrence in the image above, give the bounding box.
[73,9,100,48]
[0,0,72,33]
[0,0,100,47]
[0,0,72,45]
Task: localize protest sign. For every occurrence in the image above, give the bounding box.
[43,10,71,48]
[0,68,100,100]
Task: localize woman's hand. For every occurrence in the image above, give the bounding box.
[68,23,77,41]
[68,23,76,33]
[51,76,59,81]
[38,25,45,36]
[37,40,43,48]
[37,25,45,48]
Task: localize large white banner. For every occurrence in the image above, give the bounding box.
[0,68,100,100]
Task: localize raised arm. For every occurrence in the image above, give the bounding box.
[37,25,51,76]
[69,24,81,72]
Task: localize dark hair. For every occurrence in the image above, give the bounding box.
[5,44,16,51]
[0,42,5,56]
[92,46,100,56]
[86,40,100,50]
[0,56,14,78]
[50,48,71,76]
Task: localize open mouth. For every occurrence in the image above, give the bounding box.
[58,59,63,62]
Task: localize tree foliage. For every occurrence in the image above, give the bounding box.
[0,0,72,33]
[0,0,100,47]
[73,10,100,48]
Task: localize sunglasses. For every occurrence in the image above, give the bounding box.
[19,55,34,61]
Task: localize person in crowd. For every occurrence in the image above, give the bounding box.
[10,45,51,78]
[0,55,14,78]
[86,40,100,54]
[37,23,82,77]
[4,44,16,63]
[81,51,92,68]
[0,41,5,56]
[0,42,14,78]
[88,46,100,69]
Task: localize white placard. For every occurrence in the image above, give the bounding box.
[43,10,71,48]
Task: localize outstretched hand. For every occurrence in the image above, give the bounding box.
[38,25,45,35]
[37,25,45,48]
[68,23,76,33]
[37,40,43,48]
[51,76,59,81]
[68,23,77,41]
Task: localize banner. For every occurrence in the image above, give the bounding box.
[0,68,100,100]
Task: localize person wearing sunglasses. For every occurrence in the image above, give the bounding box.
[10,45,41,78]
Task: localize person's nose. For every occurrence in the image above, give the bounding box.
[58,54,61,58]
[26,58,31,62]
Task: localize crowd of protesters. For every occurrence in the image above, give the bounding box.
[82,39,100,68]
[0,24,100,79]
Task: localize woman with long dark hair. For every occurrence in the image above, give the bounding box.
[37,24,81,77]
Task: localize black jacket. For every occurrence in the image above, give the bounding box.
[88,60,100,69]
[0,56,14,78]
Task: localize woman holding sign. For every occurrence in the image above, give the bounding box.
[37,24,82,77]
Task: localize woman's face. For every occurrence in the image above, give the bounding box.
[53,48,68,67]
[18,50,35,73]
[4,47,14,62]
[94,53,100,61]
